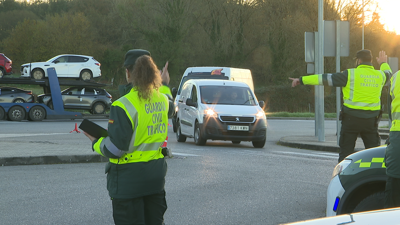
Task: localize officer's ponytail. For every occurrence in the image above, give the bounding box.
[128,55,162,101]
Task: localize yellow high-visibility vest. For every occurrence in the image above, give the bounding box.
[342,65,386,111]
[95,88,169,164]
[391,71,400,131]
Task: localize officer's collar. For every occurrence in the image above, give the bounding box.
[357,62,373,67]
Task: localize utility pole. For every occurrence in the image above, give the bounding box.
[316,0,325,142]
[362,0,365,49]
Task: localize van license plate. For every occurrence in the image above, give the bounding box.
[228,125,249,131]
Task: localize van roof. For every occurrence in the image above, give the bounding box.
[185,67,250,74]
[188,79,250,87]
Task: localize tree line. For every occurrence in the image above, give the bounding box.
[0,0,398,112]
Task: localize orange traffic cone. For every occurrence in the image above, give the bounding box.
[162,136,168,148]
[70,123,81,133]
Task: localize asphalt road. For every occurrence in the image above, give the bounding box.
[0,119,339,225]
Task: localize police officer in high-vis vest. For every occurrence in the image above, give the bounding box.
[290,50,392,162]
[84,49,169,225]
[385,69,400,208]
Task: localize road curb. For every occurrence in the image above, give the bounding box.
[0,154,108,166]
[278,137,340,153]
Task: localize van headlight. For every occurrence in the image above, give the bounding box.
[204,108,217,117]
[256,111,265,119]
[331,159,351,179]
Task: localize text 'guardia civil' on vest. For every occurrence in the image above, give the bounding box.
[145,102,166,114]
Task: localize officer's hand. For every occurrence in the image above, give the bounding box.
[83,131,96,142]
[289,78,300,87]
[376,51,387,65]
[161,61,170,85]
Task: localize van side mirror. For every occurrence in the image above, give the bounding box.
[259,101,265,108]
[186,98,198,108]
[171,87,177,99]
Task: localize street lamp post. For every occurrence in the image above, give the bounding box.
[362,0,364,49]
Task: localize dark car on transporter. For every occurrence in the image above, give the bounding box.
[0,87,34,103]
[37,87,112,114]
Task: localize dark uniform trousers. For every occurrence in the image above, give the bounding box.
[338,113,380,162]
[385,176,400,208]
[112,190,167,225]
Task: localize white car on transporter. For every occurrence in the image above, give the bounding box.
[20,54,101,81]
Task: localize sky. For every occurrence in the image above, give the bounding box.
[19,0,399,34]
[371,0,400,34]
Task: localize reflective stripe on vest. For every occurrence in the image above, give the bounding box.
[392,72,399,121]
[326,74,333,86]
[343,68,385,110]
[390,71,400,131]
[109,89,168,164]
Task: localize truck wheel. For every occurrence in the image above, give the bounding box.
[13,98,25,103]
[194,122,207,146]
[0,107,5,120]
[28,106,46,121]
[252,138,266,148]
[353,191,385,213]
[92,102,106,114]
[32,69,45,79]
[176,120,186,142]
[80,70,93,81]
[8,106,26,121]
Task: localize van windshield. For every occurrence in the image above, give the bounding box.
[177,74,228,95]
[200,86,256,105]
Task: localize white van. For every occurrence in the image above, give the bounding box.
[171,66,254,132]
[175,79,267,148]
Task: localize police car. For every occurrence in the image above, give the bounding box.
[326,145,387,217]
[284,207,400,224]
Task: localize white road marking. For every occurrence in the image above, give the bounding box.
[0,133,71,138]
[276,151,337,159]
[172,152,200,157]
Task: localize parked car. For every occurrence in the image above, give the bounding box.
[0,87,34,103]
[175,79,267,147]
[283,207,400,225]
[326,145,387,217]
[0,53,13,78]
[20,54,101,80]
[37,87,112,114]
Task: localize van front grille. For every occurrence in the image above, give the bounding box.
[219,116,255,123]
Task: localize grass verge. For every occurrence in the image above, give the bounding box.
[267,112,389,119]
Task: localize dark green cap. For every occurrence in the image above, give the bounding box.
[354,49,372,61]
[123,49,150,68]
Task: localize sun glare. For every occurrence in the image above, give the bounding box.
[374,0,400,34]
